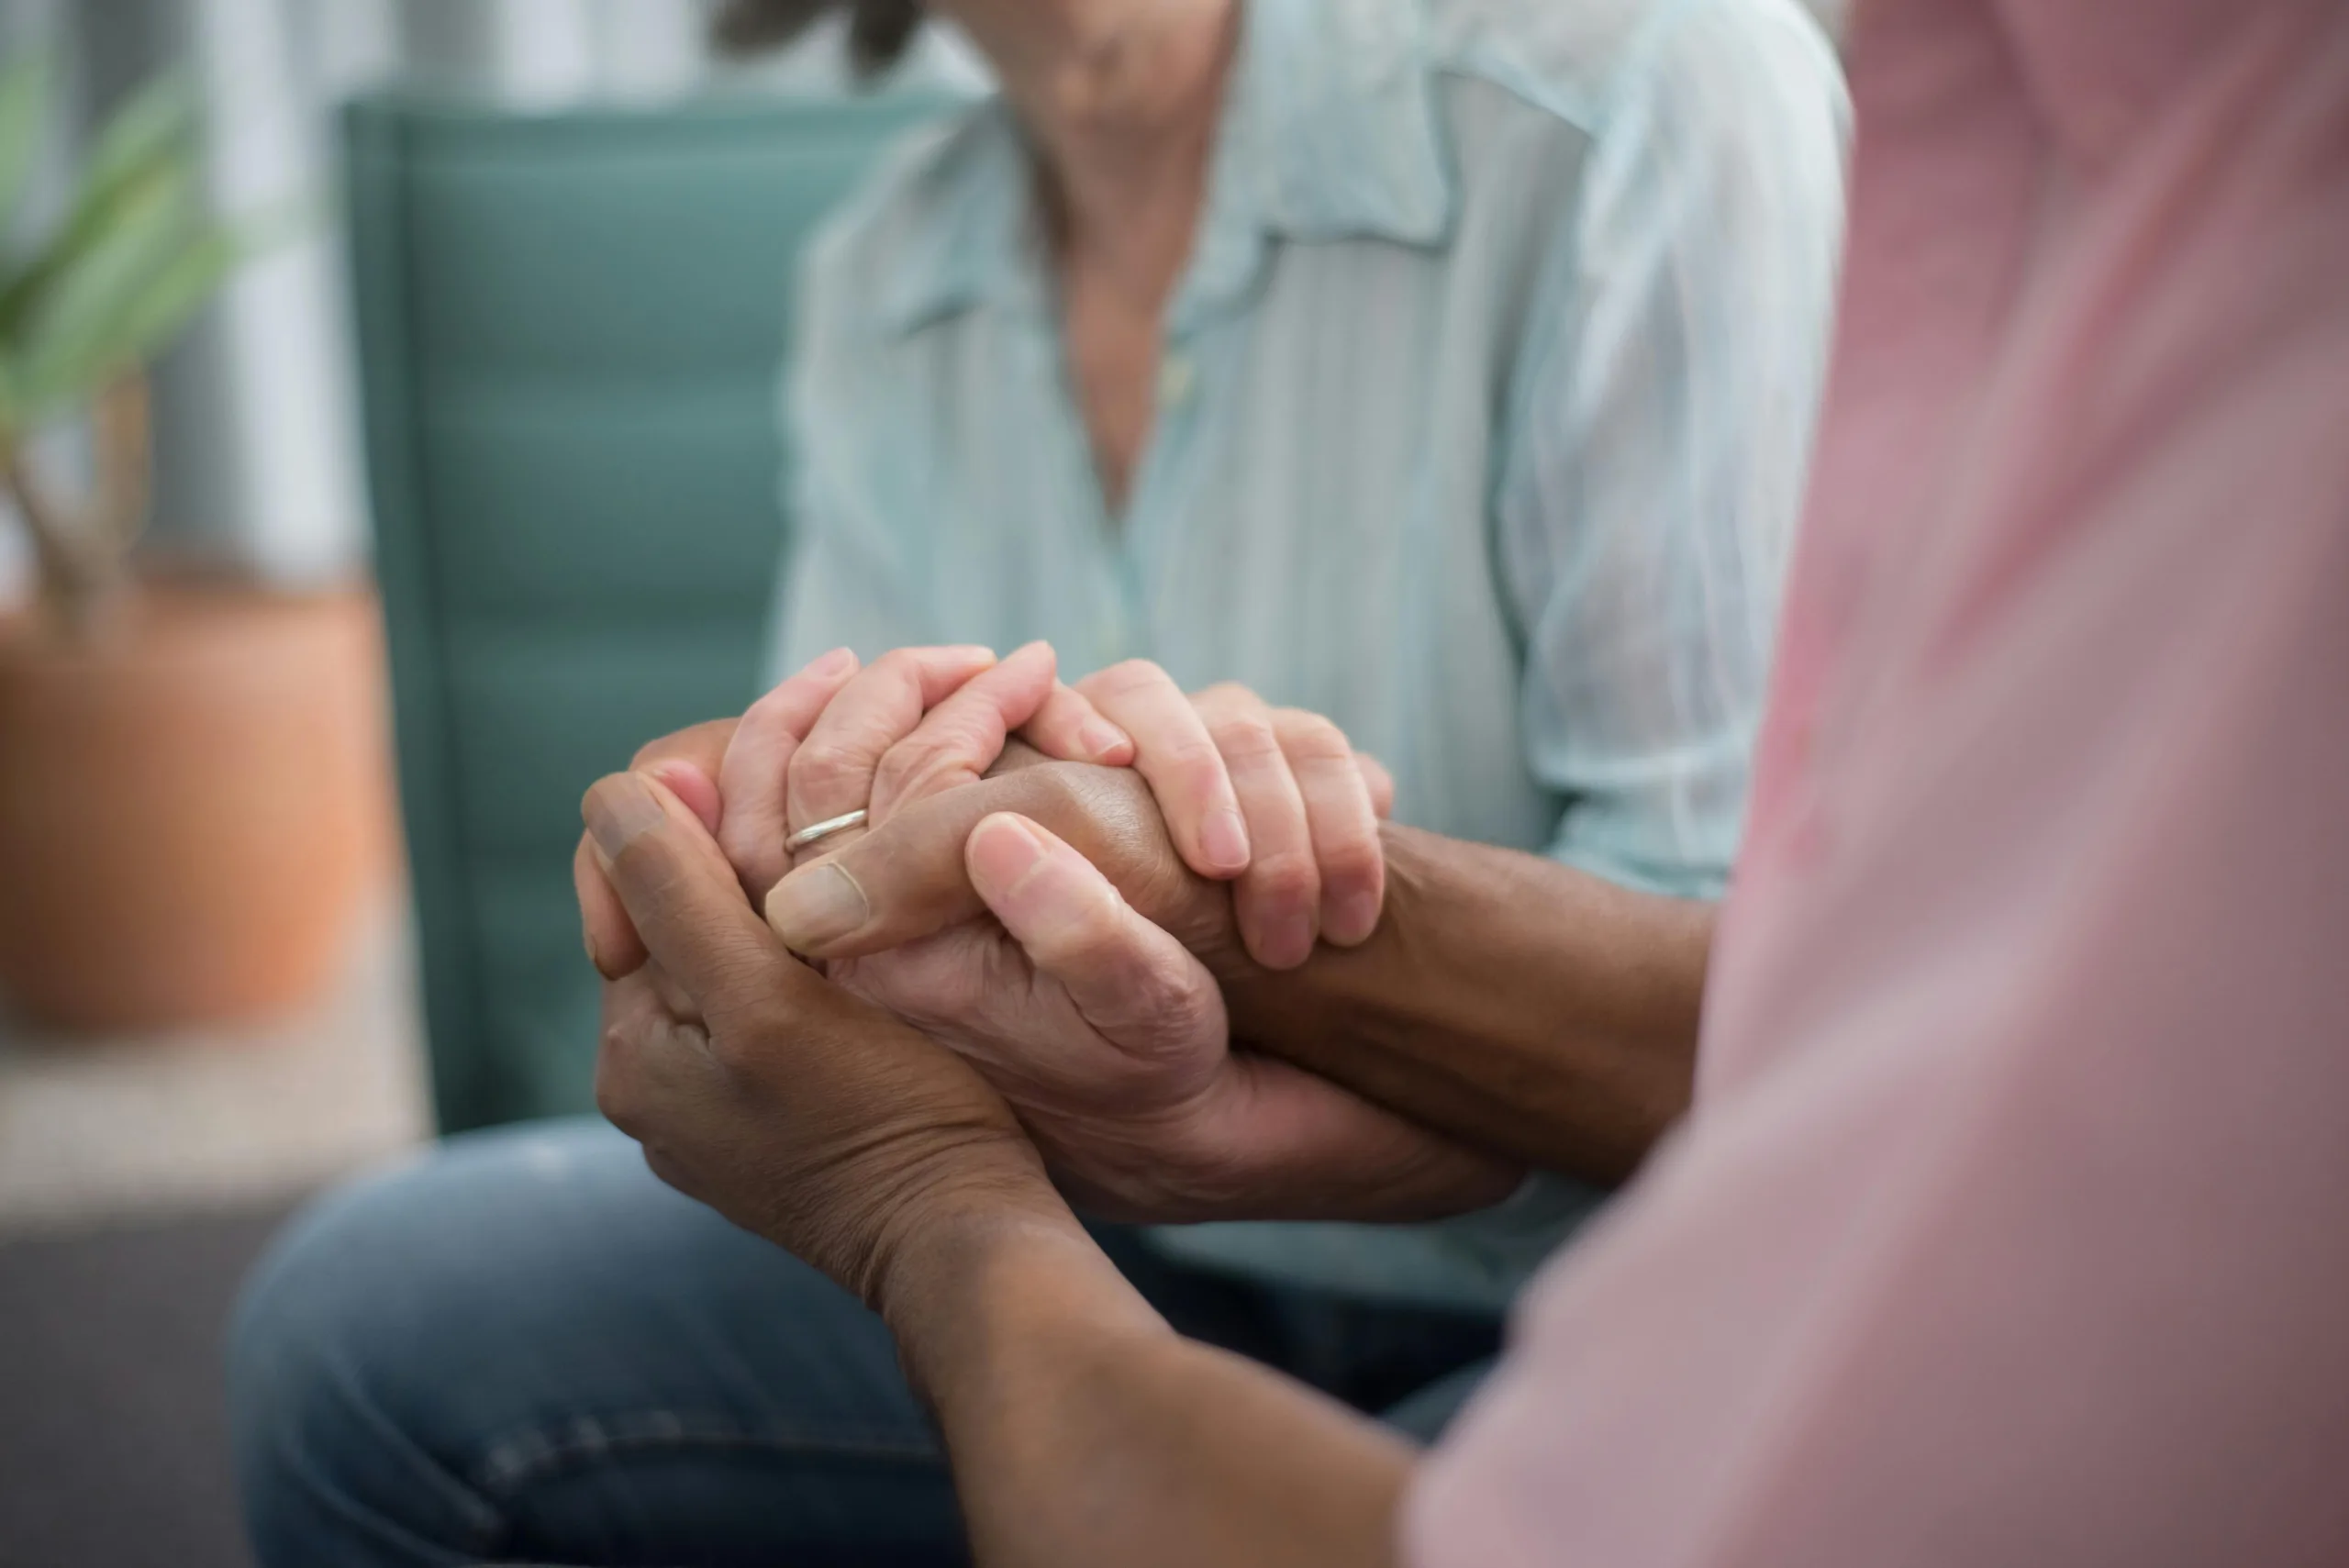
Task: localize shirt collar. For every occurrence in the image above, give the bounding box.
[877,0,1453,337]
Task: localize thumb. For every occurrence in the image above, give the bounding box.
[761,768,1052,959]
[578,719,734,979]
[584,771,790,1025]
[577,760,725,980]
[963,813,1219,1046]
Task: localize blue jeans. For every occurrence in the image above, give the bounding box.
[228,1119,1499,1567]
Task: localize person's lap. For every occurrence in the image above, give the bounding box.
[228,1118,1497,1568]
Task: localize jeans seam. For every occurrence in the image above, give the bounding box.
[471,1409,943,1499]
[306,1348,509,1552]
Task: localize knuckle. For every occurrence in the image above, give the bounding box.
[790,741,876,803]
[1204,711,1283,765]
[870,647,930,688]
[963,663,1037,717]
[1022,761,1089,822]
[1024,684,1084,727]
[1156,732,1226,773]
[638,1146,690,1196]
[1110,947,1205,1029]
[594,1036,645,1133]
[740,681,800,725]
[1251,851,1321,907]
[1189,681,1255,717]
[878,733,987,810]
[1084,659,1174,701]
[1160,739,1236,800]
[1275,710,1353,765]
[727,702,792,756]
[1061,922,1202,1028]
[869,740,933,804]
[700,1023,761,1080]
[1316,831,1385,889]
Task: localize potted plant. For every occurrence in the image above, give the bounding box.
[0,55,387,1033]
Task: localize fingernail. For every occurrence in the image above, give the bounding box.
[967,813,1049,893]
[1330,891,1382,946]
[582,919,604,973]
[807,646,857,677]
[1078,715,1131,762]
[764,862,871,951]
[1200,808,1251,873]
[644,760,705,799]
[584,774,665,862]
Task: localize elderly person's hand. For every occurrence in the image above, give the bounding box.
[577,680,1514,1222]
[577,641,1118,981]
[581,766,1058,1305]
[715,644,1394,970]
[811,803,1513,1221]
[749,750,1515,1221]
[581,645,1392,979]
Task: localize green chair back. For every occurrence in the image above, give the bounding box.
[344,90,949,1132]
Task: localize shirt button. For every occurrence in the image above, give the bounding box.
[1156,352,1195,410]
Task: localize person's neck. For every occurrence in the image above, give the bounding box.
[945,0,1239,303]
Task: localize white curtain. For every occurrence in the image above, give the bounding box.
[0,0,974,599]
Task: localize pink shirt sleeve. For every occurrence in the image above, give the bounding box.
[1407,3,2349,1564]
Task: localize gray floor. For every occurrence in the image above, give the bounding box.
[0,897,429,1568]
[0,1202,295,1568]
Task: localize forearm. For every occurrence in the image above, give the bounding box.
[884,1199,1412,1568]
[1215,825,1714,1183]
[763,762,1710,1184]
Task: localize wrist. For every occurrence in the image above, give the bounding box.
[876,1185,1167,1406]
[861,1151,1066,1316]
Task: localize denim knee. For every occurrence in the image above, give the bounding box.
[227,1155,505,1568]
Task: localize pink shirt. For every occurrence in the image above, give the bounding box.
[1409,1,2349,1563]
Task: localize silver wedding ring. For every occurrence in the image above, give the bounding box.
[783,807,870,855]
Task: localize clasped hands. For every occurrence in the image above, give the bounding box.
[574,643,1515,1312]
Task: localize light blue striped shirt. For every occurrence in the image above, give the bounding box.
[770,0,1848,1310]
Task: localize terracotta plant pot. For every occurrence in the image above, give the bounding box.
[0,582,393,1033]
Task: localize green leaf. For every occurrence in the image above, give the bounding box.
[0,349,25,439]
[0,65,290,425]
[83,223,241,377]
[81,71,198,204]
[15,163,205,410]
[0,70,200,341]
[0,51,54,234]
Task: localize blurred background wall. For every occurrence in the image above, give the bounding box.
[0,0,982,604]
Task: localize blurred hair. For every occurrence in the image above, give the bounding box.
[710,0,926,76]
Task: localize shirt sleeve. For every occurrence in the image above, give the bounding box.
[1408,6,2349,1559]
[1407,353,2349,1568]
[1494,0,1848,897]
